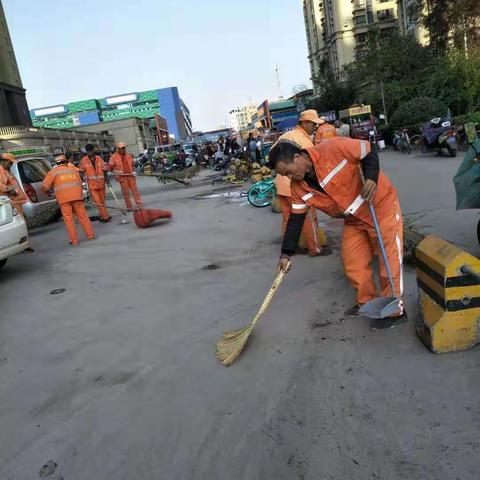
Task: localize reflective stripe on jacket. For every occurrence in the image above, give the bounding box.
[80,155,106,190]
[41,164,83,205]
[290,137,397,227]
[108,152,134,180]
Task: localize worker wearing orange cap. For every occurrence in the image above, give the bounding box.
[314,117,337,143]
[80,144,111,223]
[108,142,143,210]
[0,152,28,217]
[41,154,95,246]
[273,110,329,256]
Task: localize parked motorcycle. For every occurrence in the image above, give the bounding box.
[419,118,457,157]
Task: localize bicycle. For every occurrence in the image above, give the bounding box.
[247,177,275,207]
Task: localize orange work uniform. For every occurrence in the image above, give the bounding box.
[314,122,337,143]
[290,137,403,312]
[79,155,110,220]
[41,164,95,246]
[0,165,28,217]
[273,125,325,255]
[108,152,143,210]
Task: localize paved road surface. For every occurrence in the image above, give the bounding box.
[1,150,479,480]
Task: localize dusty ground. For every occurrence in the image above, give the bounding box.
[1,150,479,480]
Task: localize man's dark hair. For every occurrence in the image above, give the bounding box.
[268,141,302,169]
[85,144,94,152]
[65,151,72,160]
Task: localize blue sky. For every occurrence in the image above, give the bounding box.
[3,0,311,131]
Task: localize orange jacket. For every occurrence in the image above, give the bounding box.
[108,152,135,180]
[41,164,84,205]
[314,123,337,143]
[80,155,106,190]
[274,126,315,197]
[0,166,28,205]
[290,137,397,227]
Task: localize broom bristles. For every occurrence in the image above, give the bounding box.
[216,325,253,366]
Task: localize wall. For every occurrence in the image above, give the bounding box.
[75,118,156,156]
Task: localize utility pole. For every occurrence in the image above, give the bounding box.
[380,80,388,125]
[274,64,284,100]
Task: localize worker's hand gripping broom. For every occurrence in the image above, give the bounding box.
[216,267,289,366]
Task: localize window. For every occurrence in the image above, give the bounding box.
[355,32,368,43]
[354,15,367,26]
[17,159,51,184]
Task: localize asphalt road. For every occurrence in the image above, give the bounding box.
[1,150,479,480]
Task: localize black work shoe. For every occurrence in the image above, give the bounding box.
[344,304,361,317]
[370,312,408,331]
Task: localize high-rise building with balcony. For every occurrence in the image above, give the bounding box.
[302,0,427,88]
[0,0,31,126]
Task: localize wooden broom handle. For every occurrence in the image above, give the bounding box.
[250,268,288,327]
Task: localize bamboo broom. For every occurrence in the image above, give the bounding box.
[216,267,288,366]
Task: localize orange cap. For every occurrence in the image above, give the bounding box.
[299,109,323,125]
[54,154,67,163]
[0,152,16,163]
[116,142,126,149]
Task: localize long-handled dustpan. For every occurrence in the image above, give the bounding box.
[358,170,400,319]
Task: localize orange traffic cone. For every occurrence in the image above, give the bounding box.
[133,208,172,228]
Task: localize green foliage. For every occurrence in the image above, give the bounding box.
[390,96,448,128]
[454,111,480,125]
[409,0,480,54]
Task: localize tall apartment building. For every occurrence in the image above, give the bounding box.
[302,0,426,85]
[0,0,31,126]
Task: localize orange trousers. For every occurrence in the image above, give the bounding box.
[278,195,320,256]
[119,177,143,210]
[89,187,110,220]
[60,200,95,246]
[341,200,403,312]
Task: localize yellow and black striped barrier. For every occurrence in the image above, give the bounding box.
[415,235,480,353]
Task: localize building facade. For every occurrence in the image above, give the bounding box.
[30,87,192,142]
[229,105,256,132]
[302,0,426,85]
[74,117,166,156]
[0,1,31,126]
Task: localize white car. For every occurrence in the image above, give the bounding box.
[0,196,29,269]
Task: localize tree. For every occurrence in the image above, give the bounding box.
[390,96,448,127]
[308,59,358,112]
[409,0,480,54]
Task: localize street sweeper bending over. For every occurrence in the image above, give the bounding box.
[269,138,406,330]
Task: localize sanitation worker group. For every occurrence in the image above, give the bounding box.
[271,109,406,331]
[38,142,144,246]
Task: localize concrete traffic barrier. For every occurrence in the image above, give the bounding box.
[415,235,480,353]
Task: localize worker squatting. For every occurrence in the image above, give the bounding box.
[0,142,143,247]
[271,109,406,331]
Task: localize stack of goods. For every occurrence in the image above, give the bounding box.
[250,162,272,183]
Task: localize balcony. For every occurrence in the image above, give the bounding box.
[377,8,395,21]
[352,0,366,11]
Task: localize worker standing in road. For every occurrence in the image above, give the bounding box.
[0,152,28,217]
[109,142,143,211]
[80,144,111,223]
[269,138,406,330]
[314,117,337,143]
[274,110,329,256]
[41,154,95,246]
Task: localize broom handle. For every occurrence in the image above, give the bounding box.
[251,269,287,328]
[107,184,128,215]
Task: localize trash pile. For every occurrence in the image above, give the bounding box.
[250,162,272,183]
